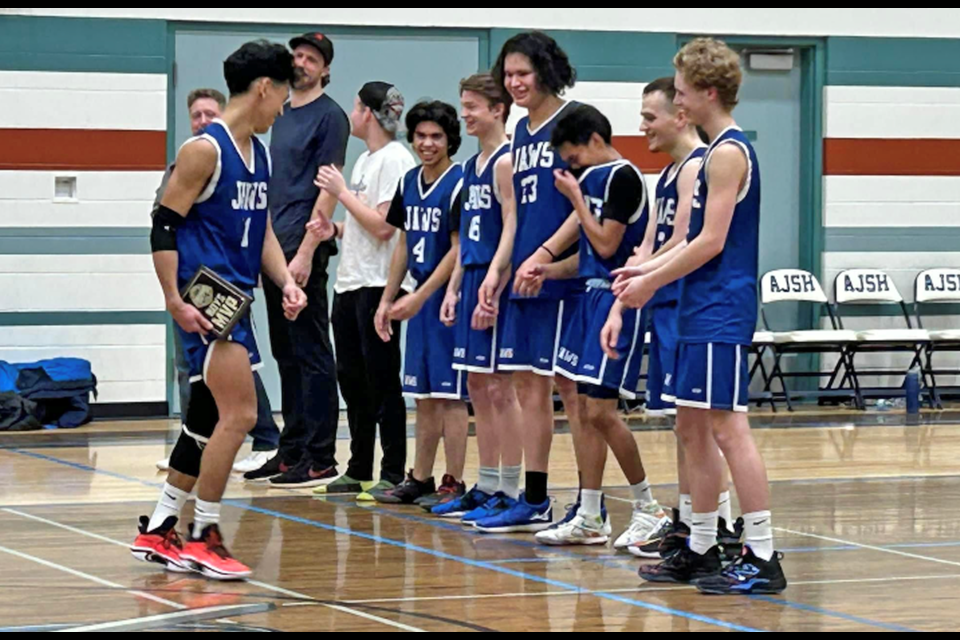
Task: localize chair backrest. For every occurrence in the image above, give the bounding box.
[834,269,903,305]
[761,269,828,304]
[916,269,960,304]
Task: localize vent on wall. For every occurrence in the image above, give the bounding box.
[745,49,796,72]
[54,175,78,202]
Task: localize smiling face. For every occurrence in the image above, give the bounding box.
[412,120,449,169]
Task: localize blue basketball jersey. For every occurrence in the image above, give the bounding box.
[679,127,761,345]
[398,163,463,286]
[460,141,511,268]
[177,120,271,295]
[511,101,579,300]
[651,146,706,306]
[576,160,649,281]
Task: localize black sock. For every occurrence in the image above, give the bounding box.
[525,472,549,505]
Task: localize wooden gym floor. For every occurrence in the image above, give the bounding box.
[1,409,959,632]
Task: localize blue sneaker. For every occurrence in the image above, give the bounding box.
[461,493,515,526]
[432,486,492,519]
[551,495,612,535]
[474,493,554,534]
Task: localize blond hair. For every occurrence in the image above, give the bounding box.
[673,38,742,111]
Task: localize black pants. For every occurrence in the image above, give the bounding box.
[332,287,407,485]
[264,246,339,470]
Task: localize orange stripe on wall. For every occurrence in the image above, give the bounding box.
[0,129,167,171]
[612,136,672,174]
[824,139,960,176]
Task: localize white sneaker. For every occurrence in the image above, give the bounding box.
[156,458,170,472]
[233,450,277,474]
[614,502,670,550]
[535,514,610,546]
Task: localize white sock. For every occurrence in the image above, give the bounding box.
[148,483,190,532]
[580,489,603,519]
[743,511,775,561]
[718,491,734,532]
[689,511,719,556]
[478,467,499,496]
[679,494,693,527]
[630,479,656,509]
[499,465,522,500]
[193,499,221,539]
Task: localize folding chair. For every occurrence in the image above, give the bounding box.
[834,269,934,408]
[914,269,960,409]
[755,269,861,411]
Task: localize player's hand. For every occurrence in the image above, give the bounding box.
[388,293,424,322]
[288,252,313,288]
[305,216,336,242]
[554,169,582,203]
[440,290,459,327]
[374,301,394,343]
[315,165,347,198]
[169,300,214,336]
[472,303,497,331]
[600,308,623,360]
[478,269,502,316]
[514,251,551,298]
[615,274,656,310]
[611,265,646,292]
[282,283,308,321]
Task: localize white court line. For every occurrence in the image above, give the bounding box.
[775,527,960,569]
[56,604,273,633]
[0,543,185,611]
[0,508,425,633]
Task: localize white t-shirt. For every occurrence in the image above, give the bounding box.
[335,140,417,294]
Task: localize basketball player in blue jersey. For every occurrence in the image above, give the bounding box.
[472,31,585,535]
[434,74,525,521]
[372,101,470,506]
[133,41,306,580]
[608,79,739,560]
[614,39,786,594]
[526,104,668,549]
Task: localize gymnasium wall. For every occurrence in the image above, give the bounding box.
[1,12,958,412]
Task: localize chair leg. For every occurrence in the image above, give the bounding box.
[845,347,866,411]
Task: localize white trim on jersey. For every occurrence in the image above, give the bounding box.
[191,133,222,205]
[666,145,708,186]
[418,162,461,201]
[619,309,643,396]
[577,160,624,185]
[213,118,256,174]
[476,140,510,177]
[450,176,464,212]
[492,154,507,206]
[261,137,272,177]
[525,100,572,137]
[703,127,752,203]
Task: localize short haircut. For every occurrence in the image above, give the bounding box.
[223,40,294,97]
[643,77,677,106]
[550,103,613,148]
[187,88,226,111]
[460,73,512,124]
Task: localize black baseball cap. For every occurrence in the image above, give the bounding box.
[289,32,334,66]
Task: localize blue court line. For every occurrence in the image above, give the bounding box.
[6,448,759,633]
[8,447,932,633]
[750,596,920,633]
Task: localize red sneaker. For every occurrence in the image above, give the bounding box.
[181,524,251,581]
[131,516,191,573]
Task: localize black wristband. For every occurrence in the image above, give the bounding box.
[540,245,557,260]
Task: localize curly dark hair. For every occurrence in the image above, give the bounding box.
[492,31,576,97]
[223,39,294,97]
[405,100,462,156]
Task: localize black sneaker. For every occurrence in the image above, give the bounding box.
[375,472,436,505]
[718,516,744,561]
[639,545,723,585]
[243,454,291,483]
[417,475,466,510]
[696,548,787,595]
[269,461,338,489]
[658,508,691,558]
